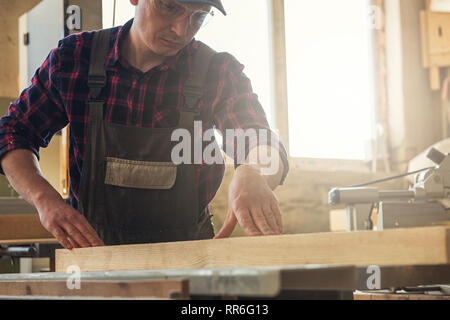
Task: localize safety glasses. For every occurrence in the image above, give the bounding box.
[152,0,215,30]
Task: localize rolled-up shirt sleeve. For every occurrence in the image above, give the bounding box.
[206,52,289,185]
[0,46,68,174]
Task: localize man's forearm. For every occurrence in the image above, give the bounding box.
[1,149,65,211]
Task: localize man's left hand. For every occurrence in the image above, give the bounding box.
[215,164,283,238]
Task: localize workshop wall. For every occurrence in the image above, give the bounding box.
[210,163,406,236]
[386,0,443,171]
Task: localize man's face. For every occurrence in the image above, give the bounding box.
[131,0,211,57]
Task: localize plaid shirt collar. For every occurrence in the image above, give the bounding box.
[105,18,198,76]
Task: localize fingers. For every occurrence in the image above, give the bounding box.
[262,203,282,234]
[218,200,283,238]
[234,207,261,236]
[52,225,73,250]
[68,214,105,246]
[40,204,104,249]
[250,206,275,235]
[60,217,94,248]
[57,211,104,248]
[215,208,237,239]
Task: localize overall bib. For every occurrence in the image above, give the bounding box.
[78,29,216,246]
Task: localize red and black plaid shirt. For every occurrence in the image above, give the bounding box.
[0,19,288,215]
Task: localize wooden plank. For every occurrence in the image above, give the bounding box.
[56,227,450,273]
[0,215,53,241]
[0,279,189,299]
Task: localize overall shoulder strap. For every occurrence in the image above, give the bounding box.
[180,44,217,128]
[88,28,112,100]
[80,29,112,217]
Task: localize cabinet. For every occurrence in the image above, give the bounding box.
[420,0,450,90]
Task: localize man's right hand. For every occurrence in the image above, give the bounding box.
[36,196,104,250]
[1,149,104,250]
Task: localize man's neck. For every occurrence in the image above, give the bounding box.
[121,24,166,73]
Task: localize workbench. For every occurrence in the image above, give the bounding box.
[0,265,356,299]
[0,263,449,299]
[0,226,448,299]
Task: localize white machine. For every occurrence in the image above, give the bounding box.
[329,148,450,231]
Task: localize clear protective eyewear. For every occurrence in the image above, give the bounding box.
[152,0,215,30]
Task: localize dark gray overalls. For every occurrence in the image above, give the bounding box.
[78,29,216,246]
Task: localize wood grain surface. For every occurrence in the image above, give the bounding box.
[56,227,450,272]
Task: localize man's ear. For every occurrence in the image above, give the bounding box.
[130,0,139,6]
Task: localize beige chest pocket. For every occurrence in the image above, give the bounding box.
[104,157,177,190]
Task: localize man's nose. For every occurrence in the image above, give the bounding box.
[170,14,190,37]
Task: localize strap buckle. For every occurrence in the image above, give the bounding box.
[88,75,106,100]
[183,85,203,110]
[88,75,106,87]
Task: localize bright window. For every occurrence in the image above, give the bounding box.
[196,0,273,126]
[284,0,374,160]
[102,0,135,28]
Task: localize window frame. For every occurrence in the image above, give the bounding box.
[269,0,381,173]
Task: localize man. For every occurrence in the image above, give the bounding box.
[0,0,289,249]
